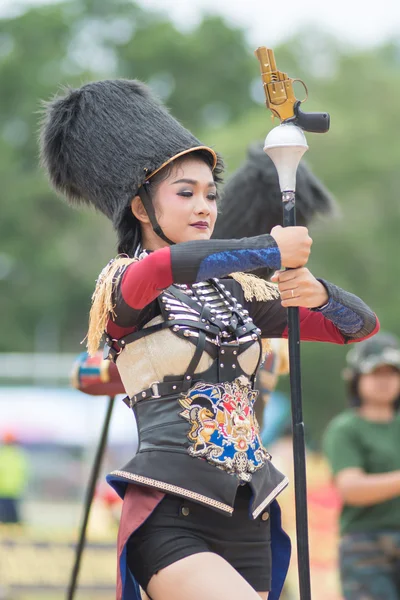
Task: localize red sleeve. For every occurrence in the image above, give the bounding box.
[120,247,173,309]
[282,308,380,344]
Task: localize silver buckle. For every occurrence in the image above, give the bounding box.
[151,382,161,398]
[111,338,123,356]
[220,337,239,348]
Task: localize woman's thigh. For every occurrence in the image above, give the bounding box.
[147,551,266,600]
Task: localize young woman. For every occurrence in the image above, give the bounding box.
[323,333,400,600]
[40,78,379,600]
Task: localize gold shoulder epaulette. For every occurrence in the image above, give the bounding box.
[87,255,137,356]
[229,272,279,302]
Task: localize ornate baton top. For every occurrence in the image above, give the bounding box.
[254,46,330,134]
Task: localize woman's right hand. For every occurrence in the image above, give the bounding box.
[270,225,312,268]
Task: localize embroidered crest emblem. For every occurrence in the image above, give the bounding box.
[178,377,269,481]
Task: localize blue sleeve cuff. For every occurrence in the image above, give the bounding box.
[311,279,364,335]
[197,246,281,281]
[315,297,364,334]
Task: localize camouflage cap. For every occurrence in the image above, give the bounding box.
[346,332,400,374]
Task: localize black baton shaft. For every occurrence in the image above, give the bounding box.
[282,191,312,600]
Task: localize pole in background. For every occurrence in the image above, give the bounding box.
[67,350,125,599]
[67,394,116,600]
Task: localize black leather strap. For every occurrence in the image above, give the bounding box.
[104,318,220,361]
[138,184,175,245]
[105,281,261,363]
[170,285,260,340]
[251,338,264,386]
[166,286,209,315]
[167,285,231,333]
[218,339,240,381]
[182,330,207,392]
[123,380,186,408]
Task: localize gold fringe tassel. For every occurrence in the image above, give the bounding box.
[276,339,290,375]
[229,273,280,358]
[229,272,279,302]
[261,338,272,358]
[87,255,137,356]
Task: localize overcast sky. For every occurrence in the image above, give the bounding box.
[1,0,400,49]
[141,0,400,49]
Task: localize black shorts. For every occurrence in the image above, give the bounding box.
[126,484,271,592]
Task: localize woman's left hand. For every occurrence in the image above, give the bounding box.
[270,267,329,309]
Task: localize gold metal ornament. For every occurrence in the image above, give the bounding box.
[254,47,307,122]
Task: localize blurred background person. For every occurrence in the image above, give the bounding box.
[0,431,28,525]
[323,333,400,600]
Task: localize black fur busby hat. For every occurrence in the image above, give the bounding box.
[214,141,336,239]
[39,79,222,233]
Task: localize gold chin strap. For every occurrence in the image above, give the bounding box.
[138,184,175,245]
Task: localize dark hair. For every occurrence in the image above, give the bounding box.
[116,149,219,256]
[348,372,400,411]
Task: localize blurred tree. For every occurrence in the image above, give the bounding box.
[116,13,256,128]
[0,0,256,352]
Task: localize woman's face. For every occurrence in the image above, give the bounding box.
[358,365,400,406]
[136,156,218,248]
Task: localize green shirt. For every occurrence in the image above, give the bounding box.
[322,410,400,535]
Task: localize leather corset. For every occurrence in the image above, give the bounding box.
[107,278,288,517]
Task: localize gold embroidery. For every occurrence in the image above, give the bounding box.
[110,470,234,514]
[145,146,218,182]
[252,476,289,518]
[178,379,268,481]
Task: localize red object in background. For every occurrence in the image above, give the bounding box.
[97,484,122,508]
[308,483,342,511]
[2,430,18,444]
[71,351,125,396]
